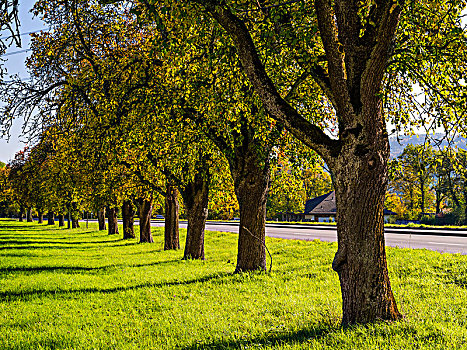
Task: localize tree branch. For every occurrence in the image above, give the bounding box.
[194,0,341,161]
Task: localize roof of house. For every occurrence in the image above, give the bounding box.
[305,191,337,215]
[305,191,397,216]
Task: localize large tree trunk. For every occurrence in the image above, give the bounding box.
[26,208,33,222]
[47,211,55,225]
[108,207,119,235]
[332,143,401,326]
[231,153,269,273]
[138,198,154,243]
[58,214,65,227]
[37,210,43,224]
[122,200,135,239]
[67,209,71,229]
[180,172,210,260]
[18,206,24,222]
[71,203,80,228]
[164,185,180,250]
[97,208,106,230]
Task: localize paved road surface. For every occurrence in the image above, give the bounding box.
[150,221,467,254]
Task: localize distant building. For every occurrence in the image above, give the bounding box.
[304,191,336,222]
[302,191,397,223]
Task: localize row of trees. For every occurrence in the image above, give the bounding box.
[387,144,467,224]
[0,0,466,326]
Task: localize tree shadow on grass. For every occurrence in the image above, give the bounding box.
[0,240,136,250]
[180,326,334,350]
[0,272,229,302]
[0,258,184,275]
[0,224,52,231]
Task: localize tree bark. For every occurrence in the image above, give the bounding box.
[97,208,106,230]
[331,141,401,326]
[231,151,269,273]
[58,214,65,227]
[122,200,135,239]
[18,206,24,222]
[37,210,43,224]
[71,203,80,228]
[420,179,425,216]
[47,211,55,225]
[164,185,180,250]
[108,207,119,235]
[180,172,210,260]
[138,198,154,243]
[26,208,33,222]
[67,209,71,229]
[463,189,467,225]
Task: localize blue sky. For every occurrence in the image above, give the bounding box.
[0,0,46,163]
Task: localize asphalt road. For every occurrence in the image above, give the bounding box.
[150,221,467,254]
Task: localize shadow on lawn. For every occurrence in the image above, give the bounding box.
[0,272,229,302]
[0,240,136,250]
[180,326,333,350]
[0,259,182,275]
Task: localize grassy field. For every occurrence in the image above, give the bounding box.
[1,220,467,349]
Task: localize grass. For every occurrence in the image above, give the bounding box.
[1,220,467,349]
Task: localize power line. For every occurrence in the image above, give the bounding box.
[0,28,50,41]
[3,48,30,57]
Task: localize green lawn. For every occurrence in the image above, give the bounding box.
[1,220,467,349]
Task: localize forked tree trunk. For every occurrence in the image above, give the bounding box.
[47,211,55,225]
[180,172,210,260]
[58,214,65,227]
[97,208,106,230]
[108,207,119,235]
[231,154,270,273]
[18,206,24,222]
[122,200,135,239]
[138,198,154,243]
[164,185,180,250]
[37,210,43,224]
[332,148,401,326]
[26,208,33,222]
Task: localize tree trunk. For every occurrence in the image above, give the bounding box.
[67,209,71,229]
[463,189,467,225]
[108,207,119,235]
[122,200,135,239]
[37,210,43,224]
[18,206,24,222]
[332,151,401,326]
[164,185,180,250]
[58,214,65,227]
[420,179,425,216]
[26,208,33,222]
[138,198,154,243]
[71,203,80,228]
[47,211,55,225]
[231,153,269,273]
[180,172,210,260]
[97,208,106,230]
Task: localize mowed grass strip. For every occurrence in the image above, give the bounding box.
[1,220,467,349]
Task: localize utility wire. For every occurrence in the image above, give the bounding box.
[0,28,50,41]
[3,48,30,57]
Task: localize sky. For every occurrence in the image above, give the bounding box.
[0,0,47,163]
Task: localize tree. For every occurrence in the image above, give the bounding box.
[149,0,467,324]
[389,144,436,218]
